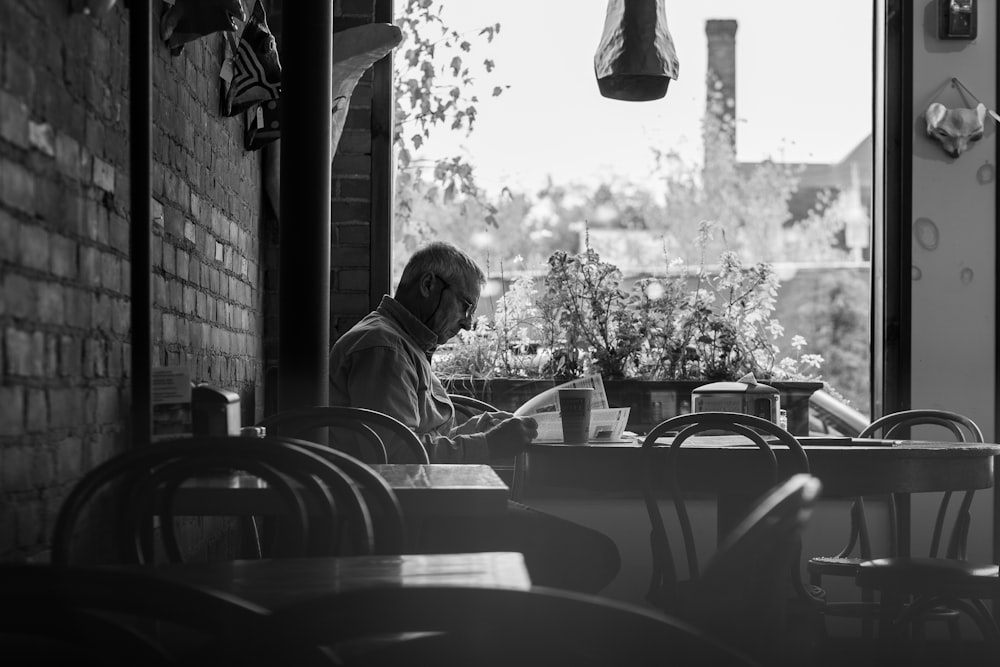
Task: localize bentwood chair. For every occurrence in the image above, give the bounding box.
[0,562,271,667]
[266,435,407,554]
[261,585,762,667]
[52,436,375,565]
[641,412,819,664]
[259,406,430,464]
[808,409,988,641]
[448,393,500,421]
[848,411,998,647]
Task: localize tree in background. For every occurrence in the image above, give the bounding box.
[392,0,507,276]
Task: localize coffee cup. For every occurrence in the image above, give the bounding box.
[558,387,594,444]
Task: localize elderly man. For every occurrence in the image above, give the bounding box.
[330,242,620,593]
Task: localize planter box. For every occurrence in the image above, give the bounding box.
[443,378,823,437]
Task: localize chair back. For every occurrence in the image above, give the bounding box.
[264,585,761,667]
[52,436,375,565]
[259,406,430,464]
[0,562,271,666]
[859,409,984,559]
[693,473,822,660]
[449,393,500,422]
[640,412,813,660]
[268,435,407,554]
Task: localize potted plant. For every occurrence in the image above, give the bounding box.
[435,229,825,435]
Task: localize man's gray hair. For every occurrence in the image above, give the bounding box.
[397,242,486,290]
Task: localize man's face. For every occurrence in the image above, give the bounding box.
[427,273,480,344]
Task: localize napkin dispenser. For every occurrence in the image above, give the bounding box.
[192,384,241,436]
[691,376,780,424]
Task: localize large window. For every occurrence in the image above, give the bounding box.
[392,0,873,420]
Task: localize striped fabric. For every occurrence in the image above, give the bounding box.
[223,0,281,117]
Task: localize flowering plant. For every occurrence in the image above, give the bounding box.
[433,224,824,383]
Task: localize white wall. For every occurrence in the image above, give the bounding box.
[910,0,996,564]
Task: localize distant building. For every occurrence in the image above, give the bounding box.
[706,19,871,260]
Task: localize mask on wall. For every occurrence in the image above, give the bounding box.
[925,102,986,158]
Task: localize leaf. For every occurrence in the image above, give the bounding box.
[492,86,503,97]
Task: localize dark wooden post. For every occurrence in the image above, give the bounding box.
[278,2,334,412]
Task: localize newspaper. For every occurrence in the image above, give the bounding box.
[512,375,631,444]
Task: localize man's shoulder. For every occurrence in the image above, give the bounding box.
[334,310,406,353]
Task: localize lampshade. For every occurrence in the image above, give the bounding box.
[594,0,679,102]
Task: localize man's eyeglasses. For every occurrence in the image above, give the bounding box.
[435,275,477,319]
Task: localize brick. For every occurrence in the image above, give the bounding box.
[83,337,106,378]
[92,294,112,334]
[95,386,118,424]
[18,222,49,270]
[338,268,370,291]
[162,313,177,342]
[56,437,84,483]
[0,89,30,148]
[78,245,99,286]
[176,249,189,281]
[110,216,129,253]
[92,156,116,193]
[59,335,82,377]
[330,202,371,224]
[1,446,32,491]
[168,279,183,310]
[0,157,36,215]
[25,389,46,433]
[111,299,129,336]
[64,287,92,329]
[120,259,130,297]
[338,177,371,200]
[49,234,77,278]
[152,197,164,228]
[5,328,44,377]
[100,254,121,292]
[336,223,370,244]
[55,132,82,178]
[3,48,35,100]
[44,333,58,378]
[332,152,371,175]
[184,219,197,245]
[164,206,184,240]
[336,130,372,155]
[3,273,36,319]
[162,242,175,274]
[28,120,55,157]
[0,209,18,263]
[37,282,65,325]
[0,386,24,436]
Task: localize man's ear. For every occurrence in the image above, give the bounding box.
[417,271,437,297]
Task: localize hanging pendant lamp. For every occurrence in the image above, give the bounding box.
[594,0,679,101]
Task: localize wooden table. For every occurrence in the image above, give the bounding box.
[110,551,531,611]
[515,437,1000,552]
[172,463,511,519]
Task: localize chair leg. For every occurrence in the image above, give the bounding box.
[861,585,875,638]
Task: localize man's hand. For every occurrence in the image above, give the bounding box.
[485,416,538,459]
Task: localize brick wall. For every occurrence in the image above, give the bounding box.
[0,1,265,561]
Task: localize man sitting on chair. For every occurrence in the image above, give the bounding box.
[329,241,620,594]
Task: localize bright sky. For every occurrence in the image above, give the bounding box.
[411,0,873,195]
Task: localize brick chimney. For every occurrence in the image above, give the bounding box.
[705,19,737,154]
